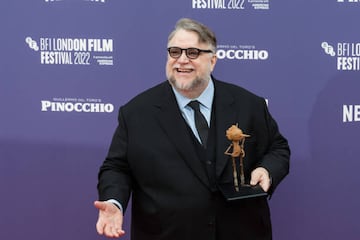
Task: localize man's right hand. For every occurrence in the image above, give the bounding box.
[94,200,125,238]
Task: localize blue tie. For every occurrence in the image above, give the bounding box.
[188,100,209,146]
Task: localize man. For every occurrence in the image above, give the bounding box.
[95,18,290,240]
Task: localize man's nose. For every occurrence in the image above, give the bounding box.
[177,50,190,62]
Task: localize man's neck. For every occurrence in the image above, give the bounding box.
[176,79,211,99]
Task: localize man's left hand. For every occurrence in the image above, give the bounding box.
[250,167,271,192]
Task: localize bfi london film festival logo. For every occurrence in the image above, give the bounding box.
[321,42,360,71]
[41,97,114,113]
[191,0,270,10]
[216,44,269,61]
[25,37,114,66]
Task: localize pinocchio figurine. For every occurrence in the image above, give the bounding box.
[224,124,250,192]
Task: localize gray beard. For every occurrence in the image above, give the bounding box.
[168,76,205,92]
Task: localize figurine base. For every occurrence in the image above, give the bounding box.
[218,183,267,201]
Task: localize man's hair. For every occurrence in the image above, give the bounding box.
[168,18,217,51]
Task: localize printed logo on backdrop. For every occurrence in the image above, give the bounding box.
[25,37,114,66]
[343,105,360,123]
[191,0,270,10]
[45,0,106,3]
[337,0,360,3]
[217,44,269,61]
[321,42,360,71]
[41,98,114,113]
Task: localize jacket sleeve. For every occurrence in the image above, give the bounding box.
[256,100,290,196]
[97,106,133,212]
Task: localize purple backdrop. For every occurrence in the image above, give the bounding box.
[1,1,359,239]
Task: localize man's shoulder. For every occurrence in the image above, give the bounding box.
[213,78,264,101]
[124,81,171,107]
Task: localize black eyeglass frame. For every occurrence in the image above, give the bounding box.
[167,47,214,59]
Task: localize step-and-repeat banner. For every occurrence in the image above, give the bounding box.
[1,1,359,239]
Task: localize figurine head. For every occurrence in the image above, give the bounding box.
[226,125,250,141]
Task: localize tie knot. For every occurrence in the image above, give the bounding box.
[188,100,201,111]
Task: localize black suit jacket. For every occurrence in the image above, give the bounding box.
[98,78,290,240]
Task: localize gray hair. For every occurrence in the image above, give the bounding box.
[168,18,217,51]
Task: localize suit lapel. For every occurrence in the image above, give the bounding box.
[154,83,211,189]
[212,81,239,178]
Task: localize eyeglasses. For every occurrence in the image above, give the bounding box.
[167,47,213,59]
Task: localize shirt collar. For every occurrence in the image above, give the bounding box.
[172,79,214,110]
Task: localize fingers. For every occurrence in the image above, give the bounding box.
[94,201,119,214]
[97,220,125,238]
[96,215,126,238]
[250,167,271,192]
[94,200,106,211]
[104,224,125,238]
[96,217,105,235]
[95,200,125,238]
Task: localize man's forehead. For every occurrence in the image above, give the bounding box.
[168,30,207,47]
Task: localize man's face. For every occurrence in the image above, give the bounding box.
[166,29,217,97]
